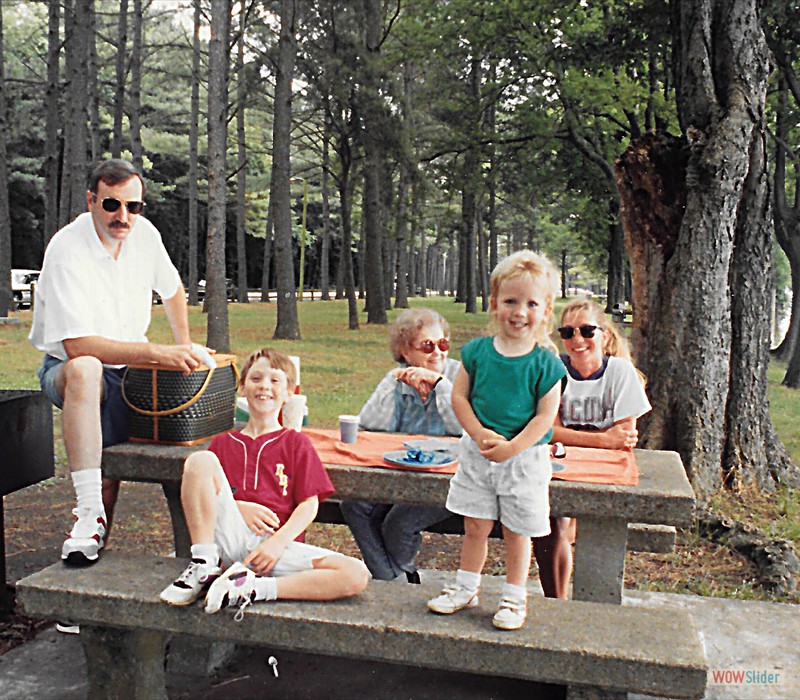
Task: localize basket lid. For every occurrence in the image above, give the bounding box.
[126,353,238,371]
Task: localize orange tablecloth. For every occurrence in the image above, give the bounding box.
[304,428,638,486]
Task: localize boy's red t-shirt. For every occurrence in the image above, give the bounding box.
[208,428,334,529]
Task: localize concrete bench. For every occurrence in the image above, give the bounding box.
[316,501,678,554]
[17,552,707,700]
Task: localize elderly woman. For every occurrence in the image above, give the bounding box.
[341,308,462,582]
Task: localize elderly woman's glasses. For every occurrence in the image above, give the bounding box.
[415,338,450,353]
[557,325,603,340]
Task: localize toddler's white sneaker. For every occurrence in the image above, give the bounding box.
[427,584,479,614]
[492,597,527,630]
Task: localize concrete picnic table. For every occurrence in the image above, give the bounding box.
[102,440,695,605]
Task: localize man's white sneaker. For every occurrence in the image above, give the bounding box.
[205,562,258,619]
[492,597,527,630]
[427,585,479,614]
[160,559,223,606]
[61,507,107,566]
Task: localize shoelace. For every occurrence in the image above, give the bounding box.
[234,596,253,622]
[175,561,202,585]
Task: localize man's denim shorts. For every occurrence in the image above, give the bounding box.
[38,354,130,448]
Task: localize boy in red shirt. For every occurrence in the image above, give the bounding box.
[160,348,370,616]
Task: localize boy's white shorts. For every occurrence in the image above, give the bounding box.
[212,462,340,575]
[446,435,552,538]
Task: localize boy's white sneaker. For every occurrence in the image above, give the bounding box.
[160,559,223,606]
[427,585,479,614]
[492,597,527,630]
[205,562,258,618]
[61,507,107,566]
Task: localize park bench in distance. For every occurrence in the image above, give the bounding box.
[17,551,707,700]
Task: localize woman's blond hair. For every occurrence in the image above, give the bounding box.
[559,298,646,386]
[489,250,560,352]
[388,308,450,363]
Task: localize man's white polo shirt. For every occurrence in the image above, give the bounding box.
[29,212,181,362]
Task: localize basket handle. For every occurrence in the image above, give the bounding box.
[122,365,216,417]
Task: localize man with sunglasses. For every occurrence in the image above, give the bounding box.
[30,159,207,573]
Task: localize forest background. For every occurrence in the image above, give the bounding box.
[0,0,799,576]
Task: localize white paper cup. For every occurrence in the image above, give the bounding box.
[339,415,359,444]
[282,394,307,431]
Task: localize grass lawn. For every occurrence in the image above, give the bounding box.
[1,296,798,603]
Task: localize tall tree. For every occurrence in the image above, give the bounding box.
[59,0,91,225]
[235,0,249,303]
[111,0,128,159]
[187,0,201,306]
[87,0,100,162]
[129,0,144,170]
[319,117,332,301]
[205,0,231,351]
[272,0,300,339]
[0,0,11,316]
[617,0,799,495]
[771,76,800,385]
[359,0,387,323]
[43,0,60,243]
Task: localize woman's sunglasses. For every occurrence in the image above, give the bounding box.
[557,324,604,340]
[415,338,450,353]
[94,195,146,215]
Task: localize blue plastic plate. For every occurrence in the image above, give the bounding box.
[402,438,456,452]
[383,450,457,468]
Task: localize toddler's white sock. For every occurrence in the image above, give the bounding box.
[253,575,278,602]
[455,569,481,593]
[71,469,104,514]
[190,543,220,566]
[501,581,528,603]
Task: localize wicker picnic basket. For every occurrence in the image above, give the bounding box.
[121,354,239,445]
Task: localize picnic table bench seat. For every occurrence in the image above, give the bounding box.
[314,500,678,554]
[16,551,707,700]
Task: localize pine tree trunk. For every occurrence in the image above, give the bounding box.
[616,0,800,496]
[87,0,100,163]
[0,0,11,316]
[235,5,248,304]
[360,0,387,324]
[61,0,90,224]
[339,166,358,330]
[772,79,800,365]
[129,0,143,171]
[320,122,331,301]
[111,0,128,159]
[271,0,300,339]
[260,196,273,302]
[725,129,796,488]
[394,166,410,309]
[187,0,201,306]
[43,0,60,244]
[205,0,231,352]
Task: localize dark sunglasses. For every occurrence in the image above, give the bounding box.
[557,324,603,340]
[94,195,146,215]
[415,338,450,353]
